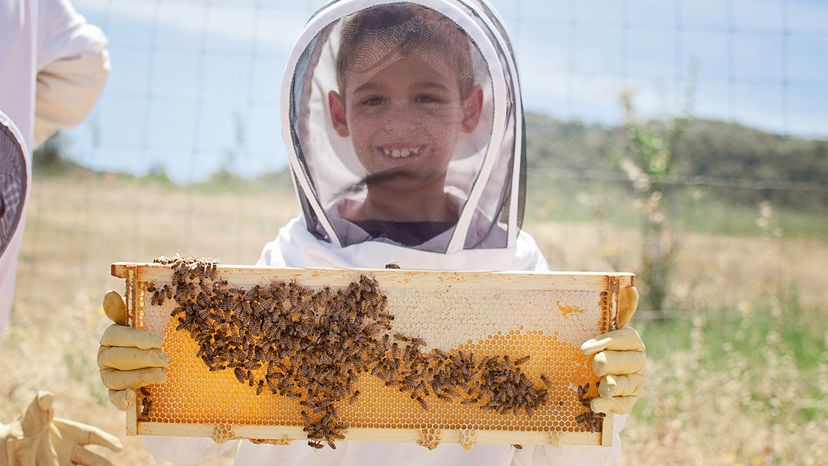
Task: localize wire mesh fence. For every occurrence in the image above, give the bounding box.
[23,0,826,313]
[4,2,827,464]
[64,0,828,177]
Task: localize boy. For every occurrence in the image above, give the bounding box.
[97,2,645,465]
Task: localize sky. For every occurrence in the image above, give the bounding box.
[66,0,828,183]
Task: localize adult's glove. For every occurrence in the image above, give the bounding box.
[580,286,646,414]
[0,391,123,465]
[97,291,167,410]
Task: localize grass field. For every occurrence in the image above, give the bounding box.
[0,174,825,465]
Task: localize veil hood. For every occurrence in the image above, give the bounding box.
[279,0,528,265]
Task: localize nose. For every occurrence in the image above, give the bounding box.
[380,100,419,132]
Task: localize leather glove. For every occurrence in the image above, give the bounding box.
[580,286,646,414]
[0,391,123,466]
[98,291,168,410]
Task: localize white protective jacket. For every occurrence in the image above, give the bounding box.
[145,1,626,464]
[0,0,109,333]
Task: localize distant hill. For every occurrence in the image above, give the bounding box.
[524,112,828,209]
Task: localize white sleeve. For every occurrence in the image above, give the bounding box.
[256,239,288,266]
[141,436,239,465]
[511,415,627,466]
[34,0,110,146]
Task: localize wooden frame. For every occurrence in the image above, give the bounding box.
[112,263,634,449]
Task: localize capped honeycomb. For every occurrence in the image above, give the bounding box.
[112,259,632,448]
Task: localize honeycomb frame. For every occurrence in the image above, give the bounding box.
[112,263,634,448]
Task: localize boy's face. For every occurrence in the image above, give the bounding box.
[329,47,483,192]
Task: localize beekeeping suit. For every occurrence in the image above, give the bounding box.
[0,0,110,333]
[0,114,123,466]
[137,1,643,465]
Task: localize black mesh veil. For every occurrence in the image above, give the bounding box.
[0,114,28,258]
[284,0,525,253]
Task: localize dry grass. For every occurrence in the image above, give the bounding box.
[0,175,824,465]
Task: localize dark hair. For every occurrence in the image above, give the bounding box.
[335,4,475,98]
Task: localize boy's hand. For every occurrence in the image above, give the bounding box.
[98,291,168,410]
[579,286,646,414]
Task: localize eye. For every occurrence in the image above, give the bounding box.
[360,96,385,106]
[415,94,444,104]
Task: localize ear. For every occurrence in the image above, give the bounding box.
[328,90,350,137]
[461,85,484,133]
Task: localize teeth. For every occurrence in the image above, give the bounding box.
[382,146,422,158]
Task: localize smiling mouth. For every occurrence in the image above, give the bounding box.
[379,144,427,159]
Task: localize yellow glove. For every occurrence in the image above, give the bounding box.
[98,291,168,410]
[0,391,123,466]
[580,286,646,414]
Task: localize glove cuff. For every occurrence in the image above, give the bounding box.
[1,429,20,465]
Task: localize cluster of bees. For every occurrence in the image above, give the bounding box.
[147,257,571,449]
[575,383,604,432]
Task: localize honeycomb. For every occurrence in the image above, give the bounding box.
[114,260,629,448]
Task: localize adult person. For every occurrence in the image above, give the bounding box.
[1,1,118,464]
[0,0,110,333]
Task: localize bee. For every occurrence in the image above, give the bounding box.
[577,383,591,407]
[384,263,401,269]
[575,413,592,427]
[194,291,208,308]
[284,339,297,353]
[514,355,530,366]
[307,440,324,449]
[244,286,259,302]
[175,317,190,332]
[140,397,153,418]
[386,358,400,373]
[363,323,381,336]
[540,374,553,389]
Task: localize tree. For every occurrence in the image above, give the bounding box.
[617,89,692,313]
